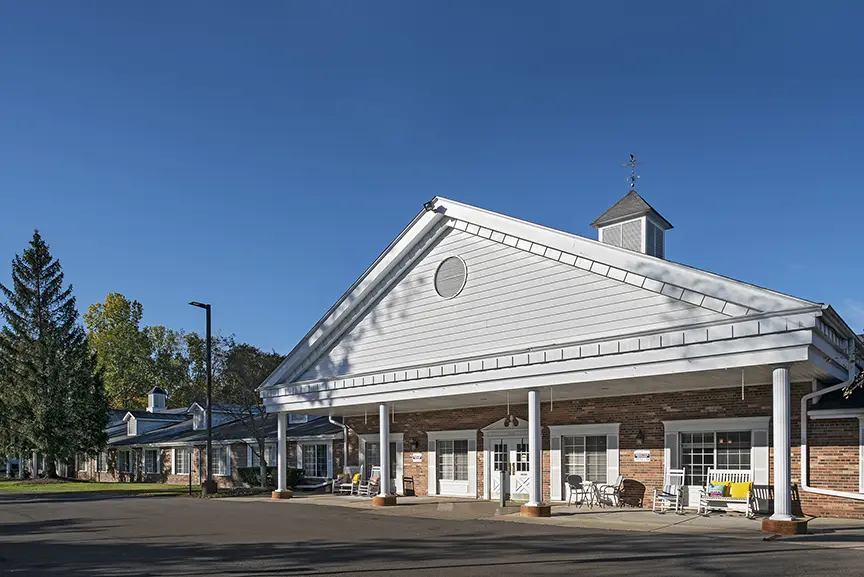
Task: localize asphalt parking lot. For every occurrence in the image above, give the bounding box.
[1,492,863,576]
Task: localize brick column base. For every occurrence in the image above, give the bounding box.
[372,495,398,506]
[520,504,552,517]
[761,518,808,535]
[271,490,293,500]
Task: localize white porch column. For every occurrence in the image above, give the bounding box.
[527,389,543,507]
[276,411,288,493]
[379,403,391,497]
[770,365,794,521]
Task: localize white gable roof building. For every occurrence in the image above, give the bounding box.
[260,194,864,521]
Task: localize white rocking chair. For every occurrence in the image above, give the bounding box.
[652,468,685,514]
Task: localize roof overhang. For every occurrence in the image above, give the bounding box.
[263,311,849,415]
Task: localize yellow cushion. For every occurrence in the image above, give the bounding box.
[352,473,362,483]
[729,481,752,499]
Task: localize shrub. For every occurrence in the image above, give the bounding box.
[237,467,305,488]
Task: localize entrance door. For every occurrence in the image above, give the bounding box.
[490,439,531,500]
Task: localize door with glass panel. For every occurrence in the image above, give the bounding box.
[490,439,531,500]
[436,439,470,495]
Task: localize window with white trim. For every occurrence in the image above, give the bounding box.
[301,444,328,477]
[289,414,309,424]
[563,435,608,484]
[212,446,228,476]
[250,444,277,469]
[680,431,751,487]
[77,454,87,471]
[144,449,159,474]
[174,448,190,475]
[436,440,469,481]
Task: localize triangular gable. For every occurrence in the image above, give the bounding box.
[261,197,815,389]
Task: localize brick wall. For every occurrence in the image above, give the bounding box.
[347,383,864,518]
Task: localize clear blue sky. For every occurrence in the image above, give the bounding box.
[1,1,862,352]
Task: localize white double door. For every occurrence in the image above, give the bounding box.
[489,438,531,500]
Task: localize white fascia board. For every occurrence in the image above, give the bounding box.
[260,207,444,389]
[807,409,864,420]
[663,416,771,433]
[548,423,620,437]
[437,197,814,313]
[263,332,812,412]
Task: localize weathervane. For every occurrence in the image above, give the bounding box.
[622,153,641,189]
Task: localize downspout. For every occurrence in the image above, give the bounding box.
[328,415,349,474]
[800,342,864,501]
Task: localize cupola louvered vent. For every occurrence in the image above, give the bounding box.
[591,191,672,259]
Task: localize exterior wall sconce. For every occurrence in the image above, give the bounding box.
[636,430,645,446]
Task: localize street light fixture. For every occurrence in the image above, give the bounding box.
[189,301,217,496]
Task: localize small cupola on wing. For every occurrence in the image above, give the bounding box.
[147,386,167,413]
[590,190,672,258]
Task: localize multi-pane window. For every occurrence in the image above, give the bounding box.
[144,450,159,474]
[117,451,131,473]
[515,443,530,472]
[436,440,469,481]
[562,435,608,484]
[77,454,87,471]
[250,444,277,469]
[212,447,227,476]
[365,442,397,479]
[97,452,108,472]
[493,443,508,472]
[680,431,752,486]
[302,444,328,477]
[289,414,309,424]
[174,448,190,475]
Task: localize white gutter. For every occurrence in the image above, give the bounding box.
[328,415,349,474]
[800,342,864,501]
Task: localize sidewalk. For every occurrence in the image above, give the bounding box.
[233,494,864,549]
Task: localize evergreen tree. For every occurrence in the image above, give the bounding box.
[0,231,108,477]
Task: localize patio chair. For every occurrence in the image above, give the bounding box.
[336,473,358,495]
[566,474,588,507]
[600,475,625,507]
[652,468,685,514]
[358,466,382,497]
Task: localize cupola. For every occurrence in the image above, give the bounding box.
[590,190,672,258]
[147,386,167,413]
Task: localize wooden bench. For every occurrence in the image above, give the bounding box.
[698,468,752,516]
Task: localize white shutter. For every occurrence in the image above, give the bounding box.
[358,439,366,478]
[606,434,620,485]
[225,446,231,477]
[327,443,333,478]
[467,439,477,497]
[297,444,303,470]
[427,439,437,496]
[171,448,176,475]
[550,435,562,501]
[664,432,679,475]
[752,429,769,484]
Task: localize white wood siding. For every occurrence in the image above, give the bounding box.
[298,229,728,381]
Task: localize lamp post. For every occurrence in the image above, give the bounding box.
[189,301,217,496]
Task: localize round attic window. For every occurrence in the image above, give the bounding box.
[434,256,467,298]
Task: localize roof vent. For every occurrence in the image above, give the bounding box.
[590,191,672,258]
[434,256,467,298]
